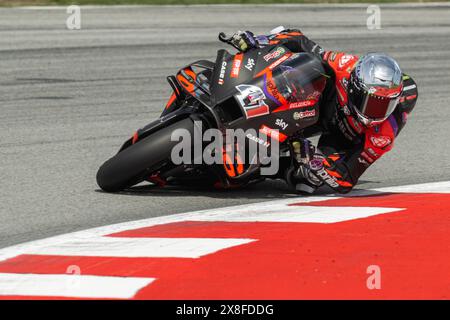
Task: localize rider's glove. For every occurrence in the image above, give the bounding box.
[291,139,324,187]
[230,30,258,52]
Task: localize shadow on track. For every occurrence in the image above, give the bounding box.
[95,179,380,200]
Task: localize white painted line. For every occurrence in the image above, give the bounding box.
[371,181,450,194]
[25,237,255,258]
[0,273,154,299]
[194,206,403,224]
[0,181,449,262]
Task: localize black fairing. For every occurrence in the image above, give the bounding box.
[109,44,331,190]
[210,47,327,138]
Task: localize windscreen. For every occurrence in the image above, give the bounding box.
[272,53,327,104]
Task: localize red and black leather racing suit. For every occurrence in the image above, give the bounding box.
[260,29,418,193]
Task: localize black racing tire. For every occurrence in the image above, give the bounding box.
[96,117,197,192]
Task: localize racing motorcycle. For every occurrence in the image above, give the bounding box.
[96,33,328,192]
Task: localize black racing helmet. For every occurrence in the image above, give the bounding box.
[348,53,403,126]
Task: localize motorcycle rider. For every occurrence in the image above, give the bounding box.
[227,27,418,194]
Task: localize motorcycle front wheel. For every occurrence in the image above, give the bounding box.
[96,117,197,192]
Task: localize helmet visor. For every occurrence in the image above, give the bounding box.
[359,93,399,121]
[348,82,401,125]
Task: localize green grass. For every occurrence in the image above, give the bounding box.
[0,0,448,7]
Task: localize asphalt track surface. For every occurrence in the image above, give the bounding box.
[0,3,449,249]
